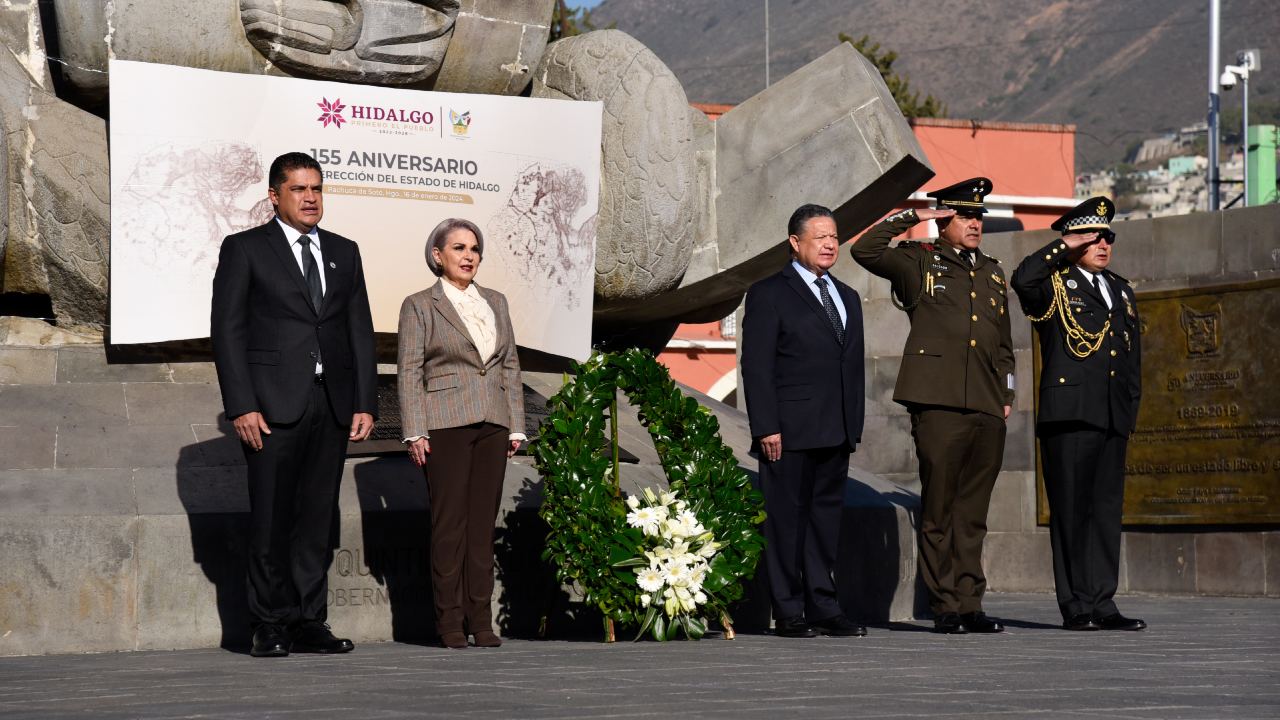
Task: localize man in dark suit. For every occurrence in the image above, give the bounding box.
[741,204,866,638]
[1011,197,1145,632]
[850,178,1014,634]
[212,151,378,657]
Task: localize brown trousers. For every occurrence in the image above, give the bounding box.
[910,407,1006,616]
[424,422,509,636]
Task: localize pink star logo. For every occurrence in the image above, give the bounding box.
[317,97,346,129]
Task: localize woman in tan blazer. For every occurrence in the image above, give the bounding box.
[397,217,525,649]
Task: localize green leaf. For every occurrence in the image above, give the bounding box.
[652,613,667,642]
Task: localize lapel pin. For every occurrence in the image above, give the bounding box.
[1066,279,1078,289]
[329,261,336,268]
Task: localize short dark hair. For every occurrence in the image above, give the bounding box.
[788,204,835,237]
[268,152,323,191]
[425,217,485,277]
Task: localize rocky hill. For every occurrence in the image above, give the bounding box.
[592,0,1280,171]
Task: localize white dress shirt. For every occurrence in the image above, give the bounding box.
[276,217,325,372]
[1077,268,1113,309]
[790,260,847,327]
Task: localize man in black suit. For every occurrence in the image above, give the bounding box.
[741,204,866,638]
[1011,197,1145,632]
[212,152,378,657]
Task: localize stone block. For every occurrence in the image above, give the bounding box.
[856,413,915,476]
[342,456,428,515]
[168,362,219,383]
[983,531,1054,592]
[987,471,1028,533]
[862,300,911,357]
[436,0,551,95]
[1222,204,1280,276]
[1195,533,1265,596]
[1110,216,1156,283]
[55,423,196,469]
[0,515,140,656]
[0,425,56,470]
[863,356,901,417]
[124,383,225,426]
[1149,212,1223,284]
[1121,531,1196,594]
[0,468,135,516]
[134,466,248,516]
[190,424,244,467]
[1002,409,1035,472]
[1266,534,1280,598]
[0,347,56,384]
[134,512,249,651]
[56,348,170,383]
[1014,349,1035,413]
[836,503,917,622]
[0,383,126,426]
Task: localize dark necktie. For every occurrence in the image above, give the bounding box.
[814,277,845,344]
[959,249,974,267]
[1085,272,1112,309]
[297,236,323,312]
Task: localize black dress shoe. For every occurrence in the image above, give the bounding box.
[933,613,968,634]
[960,611,1004,633]
[1063,613,1101,631]
[291,623,354,653]
[773,616,818,638]
[811,614,867,637]
[1096,613,1146,631]
[250,625,290,658]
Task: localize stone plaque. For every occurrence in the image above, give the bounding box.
[1037,279,1280,525]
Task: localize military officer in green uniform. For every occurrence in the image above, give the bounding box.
[1010,197,1146,632]
[850,178,1014,634]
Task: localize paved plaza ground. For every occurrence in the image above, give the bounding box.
[1,593,1277,719]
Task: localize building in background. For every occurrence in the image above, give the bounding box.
[659,107,1079,403]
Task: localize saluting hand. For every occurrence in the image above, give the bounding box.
[1061,231,1100,250]
[913,208,957,222]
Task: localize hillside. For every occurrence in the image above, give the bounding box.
[591,0,1280,171]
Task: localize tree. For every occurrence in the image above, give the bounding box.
[550,1,614,42]
[838,33,946,119]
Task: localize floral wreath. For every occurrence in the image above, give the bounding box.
[532,349,766,641]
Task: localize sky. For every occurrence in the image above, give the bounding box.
[565,1,605,8]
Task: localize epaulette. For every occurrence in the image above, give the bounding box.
[987,254,1001,265]
[896,241,935,251]
[1105,269,1130,284]
[885,209,916,223]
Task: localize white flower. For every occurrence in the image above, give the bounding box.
[626,494,640,510]
[676,510,705,536]
[697,541,719,559]
[688,564,708,588]
[635,567,664,593]
[640,593,651,607]
[660,491,676,506]
[694,591,707,605]
[662,562,691,587]
[643,487,658,504]
[627,506,663,536]
[664,596,679,617]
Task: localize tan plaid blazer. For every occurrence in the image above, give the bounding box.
[397,279,524,438]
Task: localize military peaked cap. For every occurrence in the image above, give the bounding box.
[926,177,992,215]
[1052,196,1116,235]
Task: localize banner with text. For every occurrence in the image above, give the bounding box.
[109,60,602,360]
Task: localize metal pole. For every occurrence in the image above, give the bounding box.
[764,0,770,88]
[1242,71,1249,206]
[1208,0,1221,211]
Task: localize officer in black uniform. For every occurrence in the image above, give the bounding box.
[851,178,1014,634]
[1010,197,1146,632]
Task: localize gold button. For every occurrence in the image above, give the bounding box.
[1109,331,1114,337]
[970,291,977,298]
[479,369,487,376]
[1110,350,1117,357]
[971,314,978,322]
[1053,247,1059,254]
[969,339,977,347]
[1110,370,1116,377]
[918,349,925,354]
[1044,255,1052,260]
[969,271,976,277]
[1059,377,1066,383]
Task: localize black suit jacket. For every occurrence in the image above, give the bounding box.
[1011,240,1141,434]
[212,219,378,425]
[741,263,866,451]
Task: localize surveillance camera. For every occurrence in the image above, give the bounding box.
[1220,70,1237,89]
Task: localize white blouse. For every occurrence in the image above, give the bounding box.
[440,280,497,362]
